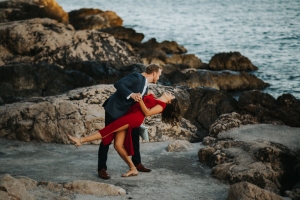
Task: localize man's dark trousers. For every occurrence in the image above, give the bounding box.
[98,111,141,170]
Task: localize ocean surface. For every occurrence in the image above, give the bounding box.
[57,0,300,99]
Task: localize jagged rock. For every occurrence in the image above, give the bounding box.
[0,174,126,199]
[143,38,187,54]
[0,84,197,143]
[138,38,187,65]
[198,146,216,164]
[68,8,123,30]
[165,54,204,69]
[227,182,285,200]
[209,112,258,137]
[0,18,139,67]
[0,174,35,200]
[100,26,144,44]
[64,180,126,196]
[166,140,193,152]
[209,52,258,71]
[184,87,238,139]
[0,62,96,104]
[64,61,145,84]
[0,0,68,23]
[238,91,300,127]
[199,124,300,195]
[285,186,300,200]
[202,136,217,146]
[169,70,269,91]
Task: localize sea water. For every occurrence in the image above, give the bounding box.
[56,0,300,99]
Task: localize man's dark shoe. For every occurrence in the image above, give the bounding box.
[98,169,111,179]
[135,163,152,172]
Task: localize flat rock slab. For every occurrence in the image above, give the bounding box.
[0,139,228,200]
[218,124,300,150]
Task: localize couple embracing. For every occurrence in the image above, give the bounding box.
[68,64,181,177]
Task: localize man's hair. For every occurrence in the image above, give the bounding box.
[145,64,162,74]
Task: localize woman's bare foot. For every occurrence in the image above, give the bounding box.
[121,167,138,177]
[67,134,82,148]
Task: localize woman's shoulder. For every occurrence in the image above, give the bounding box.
[155,99,166,109]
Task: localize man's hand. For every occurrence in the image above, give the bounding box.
[130,93,142,101]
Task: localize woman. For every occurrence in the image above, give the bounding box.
[68,92,181,177]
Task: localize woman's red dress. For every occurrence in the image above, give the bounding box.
[99,94,166,155]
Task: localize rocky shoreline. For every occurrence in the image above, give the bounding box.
[0,0,300,199]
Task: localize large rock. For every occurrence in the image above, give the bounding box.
[68,8,123,30]
[0,174,35,200]
[184,87,238,139]
[64,180,126,196]
[0,174,126,199]
[209,52,258,71]
[168,69,269,91]
[209,112,258,137]
[0,62,96,104]
[64,61,146,85]
[142,38,187,55]
[165,54,204,69]
[97,26,144,44]
[0,0,68,23]
[0,18,139,67]
[199,124,300,196]
[238,91,300,127]
[166,140,193,152]
[227,182,285,200]
[0,84,197,143]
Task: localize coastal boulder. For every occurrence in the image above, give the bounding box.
[165,54,204,69]
[0,62,96,104]
[0,84,197,143]
[184,87,238,139]
[209,52,258,71]
[198,124,300,197]
[169,70,269,91]
[166,140,193,152]
[99,26,145,44]
[139,38,187,65]
[0,174,126,199]
[64,61,146,85]
[238,91,300,127]
[209,112,258,137]
[0,18,139,67]
[0,0,68,23]
[227,182,285,200]
[68,8,123,30]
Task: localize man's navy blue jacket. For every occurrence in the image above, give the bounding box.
[103,73,147,119]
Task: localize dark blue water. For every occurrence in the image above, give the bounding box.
[57,0,300,99]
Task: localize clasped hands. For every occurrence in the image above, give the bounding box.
[131,93,142,102]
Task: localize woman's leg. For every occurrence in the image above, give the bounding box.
[68,124,129,147]
[114,130,138,177]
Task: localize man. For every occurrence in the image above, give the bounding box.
[98,64,162,179]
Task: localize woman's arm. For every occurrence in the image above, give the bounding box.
[139,99,163,116]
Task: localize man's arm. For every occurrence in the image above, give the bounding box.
[114,73,141,100]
